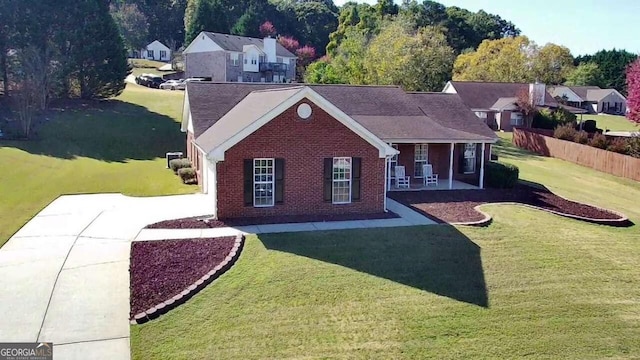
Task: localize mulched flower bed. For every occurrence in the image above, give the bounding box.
[145,212,399,229]
[388,184,628,225]
[130,237,236,317]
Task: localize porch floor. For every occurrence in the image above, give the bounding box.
[388,179,479,191]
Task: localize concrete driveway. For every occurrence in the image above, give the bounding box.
[0,193,214,360]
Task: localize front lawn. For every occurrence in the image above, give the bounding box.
[581,114,639,132]
[131,134,640,359]
[0,84,194,246]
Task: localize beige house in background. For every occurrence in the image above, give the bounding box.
[548,85,627,114]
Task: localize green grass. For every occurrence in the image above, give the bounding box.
[581,114,639,132]
[131,134,640,359]
[0,84,194,246]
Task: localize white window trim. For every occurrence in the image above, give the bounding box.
[253,158,275,208]
[464,143,476,174]
[510,112,523,126]
[414,144,429,178]
[332,157,352,205]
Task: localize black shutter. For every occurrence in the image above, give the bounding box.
[458,145,465,174]
[323,158,333,202]
[351,157,361,201]
[243,159,253,206]
[275,158,284,204]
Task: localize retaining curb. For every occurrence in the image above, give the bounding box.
[131,234,245,325]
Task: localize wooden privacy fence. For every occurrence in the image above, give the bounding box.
[513,128,640,182]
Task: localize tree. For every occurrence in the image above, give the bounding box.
[576,49,637,94]
[331,27,370,85]
[110,2,149,51]
[277,36,299,54]
[376,0,399,19]
[453,36,535,83]
[293,1,338,57]
[184,0,229,44]
[531,43,574,84]
[365,22,454,91]
[626,58,640,124]
[231,6,262,37]
[304,57,345,84]
[295,45,317,81]
[259,21,277,37]
[515,87,542,128]
[133,0,187,49]
[565,62,604,87]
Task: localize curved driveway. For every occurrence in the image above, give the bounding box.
[0,193,214,360]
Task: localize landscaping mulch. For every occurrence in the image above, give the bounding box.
[130,237,236,317]
[388,184,624,224]
[145,211,399,229]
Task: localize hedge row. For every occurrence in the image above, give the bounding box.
[169,158,197,184]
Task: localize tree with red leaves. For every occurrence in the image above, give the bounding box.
[259,21,276,38]
[515,88,539,128]
[296,46,316,67]
[277,36,299,54]
[626,58,640,124]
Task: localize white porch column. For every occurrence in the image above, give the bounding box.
[479,144,486,189]
[449,143,454,190]
[386,156,391,191]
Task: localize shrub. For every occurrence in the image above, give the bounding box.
[606,137,628,155]
[485,161,519,189]
[627,135,640,158]
[589,133,608,149]
[532,109,555,129]
[169,158,191,173]
[581,119,598,133]
[177,167,197,184]
[554,124,577,141]
[574,130,589,144]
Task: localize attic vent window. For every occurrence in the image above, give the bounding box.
[297,103,312,120]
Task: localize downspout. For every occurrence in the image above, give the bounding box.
[212,159,218,219]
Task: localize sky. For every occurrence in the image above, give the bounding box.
[333,0,640,56]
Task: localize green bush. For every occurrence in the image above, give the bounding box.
[589,133,608,149]
[627,135,640,158]
[169,158,191,173]
[177,167,197,184]
[606,137,628,155]
[532,108,577,130]
[574,130,589,144]
[581,120,599,133]
[485,161,519,189]
[554,124,577,141]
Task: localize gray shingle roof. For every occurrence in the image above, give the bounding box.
[203,32,296,58]
[566,85,601,100]
[449,81,558,110]
[185,83,498,147]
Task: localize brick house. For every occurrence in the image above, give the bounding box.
[183,32,297,83]
[443,81,587,131]
[181,83,498,220]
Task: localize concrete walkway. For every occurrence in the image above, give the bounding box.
[134,198,435,241]
[0,195,432,359]
[0,193,214,360]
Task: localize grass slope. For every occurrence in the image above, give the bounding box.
[581,114,639,132]
[0,84,194,246]
[131,135,640,359]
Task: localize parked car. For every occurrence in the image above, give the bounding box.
[159,79,186,90]
[135,73,165,88]
[184,78,206,83]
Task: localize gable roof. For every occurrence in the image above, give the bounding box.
[490,97,518,111]
[195,86,399,160]
[566,85,601,100]
[183,83,499,154]
[448,81,558,110]
[202,32,296,58]
[586,88,626,102]
[146,40,170,50]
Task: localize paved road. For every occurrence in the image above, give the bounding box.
[0,193,214,360]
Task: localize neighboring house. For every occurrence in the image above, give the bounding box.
[130,40,172,62]
[548,85,627,114]
[181,83,498,220]
[182,32,297,83]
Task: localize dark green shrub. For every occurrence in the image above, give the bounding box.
[606,137,628,155]
[581,120,598,133]
[552,107,577,125]
[574,130,589,144]
[485,161,519,189]
[589,133,608,149]
[627,135,640,158]
[554,124,577,141]
[177,167,197,184]
[169,158,191,173]
[532,109,555,129]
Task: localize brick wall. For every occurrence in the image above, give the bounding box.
[215,100,386,219]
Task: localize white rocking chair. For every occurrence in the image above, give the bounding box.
[423,164,439,187]
[395,166,411,189]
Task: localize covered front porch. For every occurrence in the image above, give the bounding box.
[385,142,490,191]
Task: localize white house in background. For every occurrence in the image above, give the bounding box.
[130,40,171,62]
[548,85,627,114]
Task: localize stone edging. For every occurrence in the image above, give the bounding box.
[451,201,631,227]
[131,234,245,325]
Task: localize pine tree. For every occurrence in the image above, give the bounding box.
[185,0,229,44]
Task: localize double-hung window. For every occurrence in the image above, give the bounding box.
[463,144,476,174]
[231,53,239,66]
[510,112,523,126]
[414,144,428,178]
[160,50,167,59]
[332,157,351,204]
[147,50,154,59]
[253,158,274,207]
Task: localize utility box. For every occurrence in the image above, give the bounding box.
[166,152,184,168]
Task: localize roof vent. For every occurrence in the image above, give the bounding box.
[297,103,312,120]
